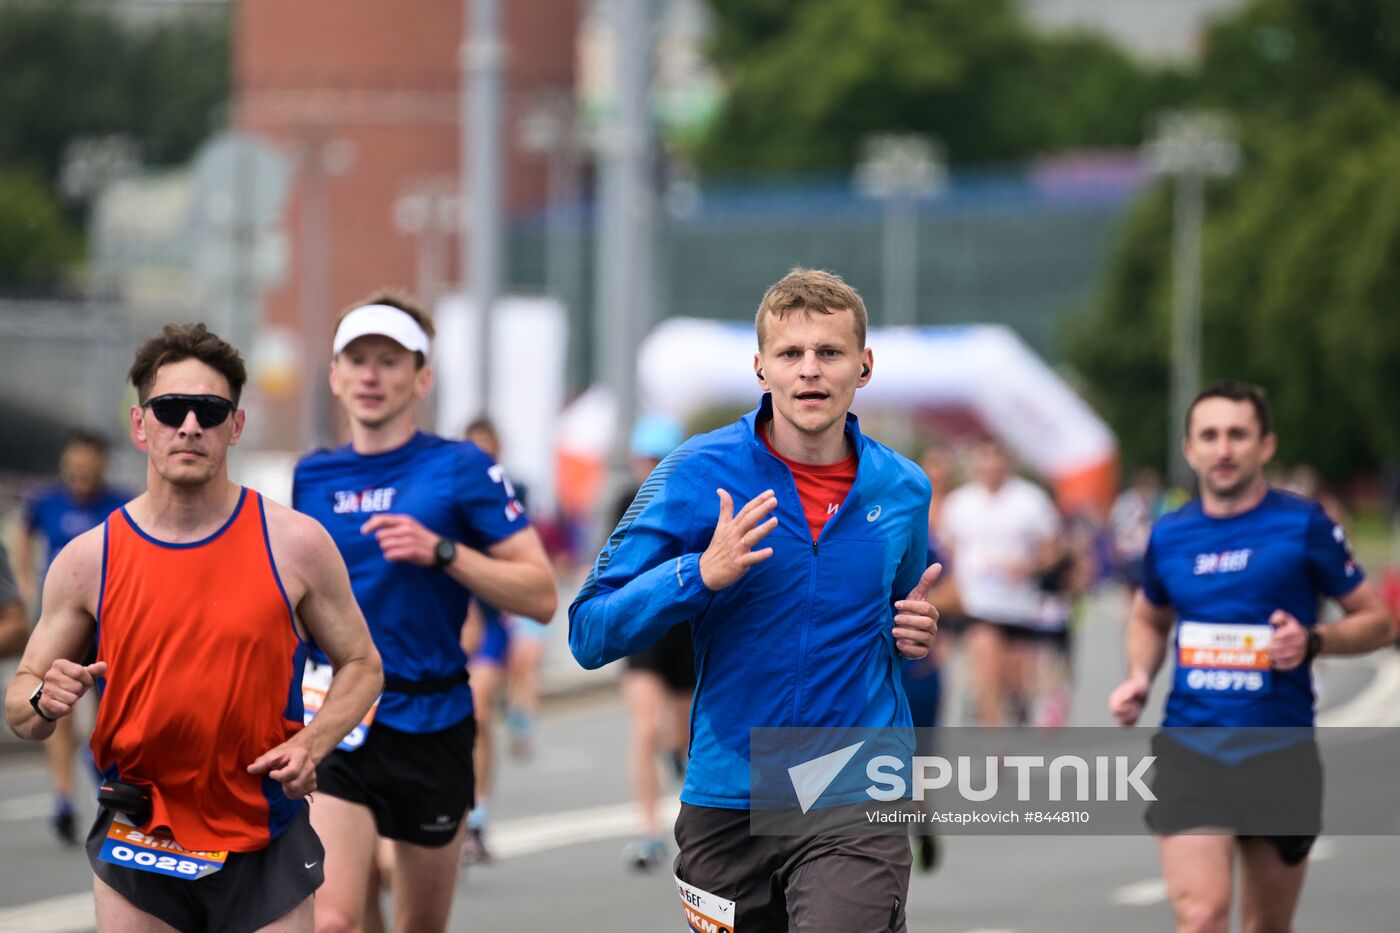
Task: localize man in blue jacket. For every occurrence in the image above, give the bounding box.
[571,268,940,931]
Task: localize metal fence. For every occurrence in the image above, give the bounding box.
[509,166,1142,391]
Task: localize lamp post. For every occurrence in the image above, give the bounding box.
[462,0,505,417]
[1145,112,1240,490]
[854,134,946,328]
[594,0,658,534]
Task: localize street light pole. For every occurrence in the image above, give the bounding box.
[854,134,946,328]
[1146,112,1240,491]
[594,0,657,531]
[463,0,505,419]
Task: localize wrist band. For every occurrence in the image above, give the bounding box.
[1304,628,1323,662]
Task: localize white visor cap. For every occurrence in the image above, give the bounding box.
[332,304,431,357]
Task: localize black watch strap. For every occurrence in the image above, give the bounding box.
[1304,628,1323,662]
[29,683,58,723]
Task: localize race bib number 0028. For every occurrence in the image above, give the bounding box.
[1175,621,1272,696]
[302,659,379,752]
[97,813,228,880]
[675,874,736,933]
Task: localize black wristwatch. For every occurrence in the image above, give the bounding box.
[433,537,458,569]
[1304,628,1323,662]
[29,683,58,723]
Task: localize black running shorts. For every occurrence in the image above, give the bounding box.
[316,714,476,847]
[86,805,323,933]
[1145,732,1321,867]
[625,621,697,693]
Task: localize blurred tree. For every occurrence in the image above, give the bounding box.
[1067,83,1400,480]
[0,171,82,286]
[1193,0,1400,118]
[0,1,228,185]
[697,0,1180,172]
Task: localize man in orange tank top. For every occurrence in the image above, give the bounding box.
[4,323,384,933]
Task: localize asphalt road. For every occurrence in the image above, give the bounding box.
[2,588,1399,932]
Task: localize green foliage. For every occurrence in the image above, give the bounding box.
[1068,80,1400,480]
[1070,0,1400,481]
[0,171,81,285]
[0,1,228,184]
[696,0,1181,172]
[1063,188,1174,473]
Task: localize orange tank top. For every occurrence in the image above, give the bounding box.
[90,489,307,852]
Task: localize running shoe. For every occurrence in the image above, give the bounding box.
[506,708,534,761]
[52,800,78,847]
[913,831,941,874]
[462,827,493,865]
[623,837,667,872]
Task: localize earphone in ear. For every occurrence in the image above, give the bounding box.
[861,365,870,377]
[757,368,764,380]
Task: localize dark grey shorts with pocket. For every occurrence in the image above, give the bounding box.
[674,802,912,933]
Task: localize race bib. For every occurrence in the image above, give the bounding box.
[675,874,736,933]
[1175,621,1272,696]
[98,813,228,880]
[302,659,379,751]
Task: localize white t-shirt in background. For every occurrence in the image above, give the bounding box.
[940,476,1062,628]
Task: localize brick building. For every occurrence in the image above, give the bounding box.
[233,0,578,446]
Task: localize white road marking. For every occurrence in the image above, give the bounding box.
[1112,839,1338,910]
[1317,652,1400,727]
[0,793,53,823]
[490,797,679,860]
[1111,878,1168,906]
[0,892,94,933]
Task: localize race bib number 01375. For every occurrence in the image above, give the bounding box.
[1175,621,1272,696]
[97,813,228,880]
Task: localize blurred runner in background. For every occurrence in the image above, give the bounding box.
[459,416,538,864]
[614,414,692,871]
[1110,467,1166,587]
[15,431,133,845]
[0,541,26,657]
[938,435,1064,726]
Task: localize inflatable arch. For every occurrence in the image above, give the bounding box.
[558,318,1119,517]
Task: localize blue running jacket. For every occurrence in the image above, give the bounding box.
[570,396,932,808]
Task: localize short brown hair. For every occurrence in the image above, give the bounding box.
[129,323,247,405]
[337,289,436,368]
[755,268,868,350]
[1186,379,1272,437]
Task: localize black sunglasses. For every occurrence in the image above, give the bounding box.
[142,394,235,429]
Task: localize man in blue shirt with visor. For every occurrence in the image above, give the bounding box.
[571,268,940,931]
[1110,380,1392,933]
[294,291,557,933]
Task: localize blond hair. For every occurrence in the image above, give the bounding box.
[754,268,868,350]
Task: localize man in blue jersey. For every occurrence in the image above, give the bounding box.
[571,268,940,931]
[0,543,26,658]
[293,292,558,933]
[16,430,132,845]
[1109,380,1392,933]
